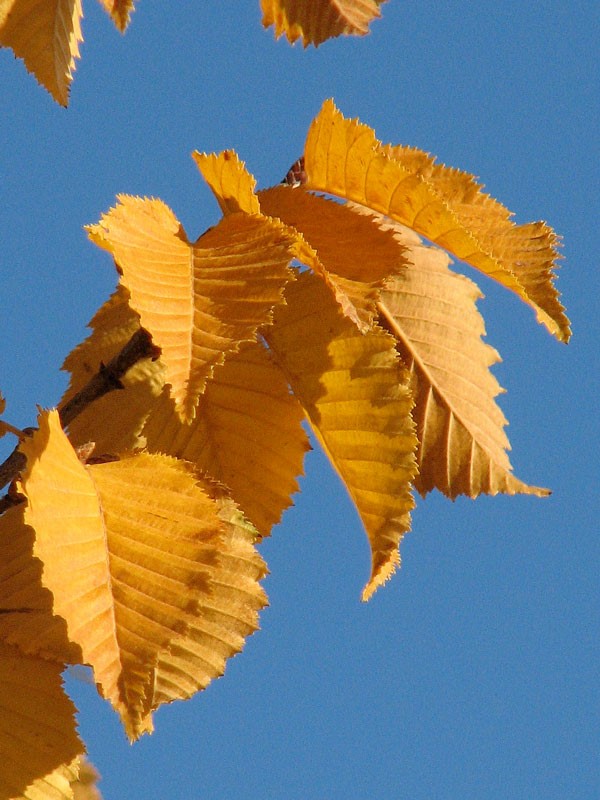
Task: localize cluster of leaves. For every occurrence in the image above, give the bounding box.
[0,97,569,797]
[0,0,386,105]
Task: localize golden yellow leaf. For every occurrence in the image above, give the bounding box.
[376,227,549,499]
[0,0,83,106]
[143,340,310,538]
[151,492,268,709]
[61,287,165,454]
[71,758,102,800]
[267,271,418,600]
[304,100,570,341]
[96,0,135,32]
[192,150,260,216]
[0,506,80,665]
[19,758,81,800]
[0,643,83,800]
[18,410,245,740]
[259,185,407,331]
[87,196,296,422]
[261,0,385,46]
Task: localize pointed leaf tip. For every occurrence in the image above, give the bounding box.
[0,0,83,105]
[261,0,385,46]
[304,100,570,342]
[88,194,297,422]
[193,150,260,216]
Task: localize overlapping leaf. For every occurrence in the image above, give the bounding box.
[0,506,80,664]
[87,196,296,422]
[373,223,549,498]
[151,493,268,708]
[0,643,83,800]
[259,185,407,331]
[192,150,260,216]
[61,286,165,454]
[304,100,570,341]
[261,0,385,46]
[16,409,267,740]
[267,271,418,600]
[143,340,310,538]
[18,758,82,800]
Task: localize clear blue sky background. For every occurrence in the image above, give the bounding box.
[1,2,598,798]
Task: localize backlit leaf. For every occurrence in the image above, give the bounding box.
[267,271,418,600]
[259,185,407,331]
[0,643,83,800]
[0,0,83,106]
[192,150,260,216]
[151,492,268,708]
[87,196,296,422]
[20,759,81,800]
[97,0,135,32]
[376,226,549,498]
[261,0,385,46]
[61,286,165,454]
[0,506,80,664]
[143,340,310,538]
[17,410,243,739]
[304,100,570,341]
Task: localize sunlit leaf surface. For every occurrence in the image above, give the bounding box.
[267,271,418,600]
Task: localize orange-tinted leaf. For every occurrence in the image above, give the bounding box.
[20,759,81,800]
[377,226,549,498]
[267,272,418,600]
[192,150,260,216]
[0,505,80,664]
[261,0,385,46]
[87,196,296,422]
[0,643,83,800]
[96,0,135,32]
[151,492,268,708]
[304,100,570,341]
[259,185,407,331]
[0,0,83,106]
[143,340,310,538]
[17,410,237,739]
[61,287,165,454]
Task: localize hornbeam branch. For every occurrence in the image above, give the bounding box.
[0,328,159,493]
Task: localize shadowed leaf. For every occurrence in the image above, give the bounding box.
[261,0,385,46]
[87,196,296,422]
[304,100,570,341]
[143,340,310,538]
[267,271,417,600]
[0,644,83,800]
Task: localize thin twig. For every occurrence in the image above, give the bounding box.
[0,327,160,494]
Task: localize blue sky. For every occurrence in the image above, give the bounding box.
[1,2,598,798]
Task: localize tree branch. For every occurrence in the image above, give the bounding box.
[0,327,160,493]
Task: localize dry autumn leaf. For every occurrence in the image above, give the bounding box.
[303,100,570,342]
[61,286,166,454]
[0,0,136,105]
[87,196,297,423]
[0,0,83,105]
[267,271,418,599]
[15,409,268,740]
[376,223,549,498]
[0,643,83,800]
[143,340,310,539]
[261,0,386,46]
